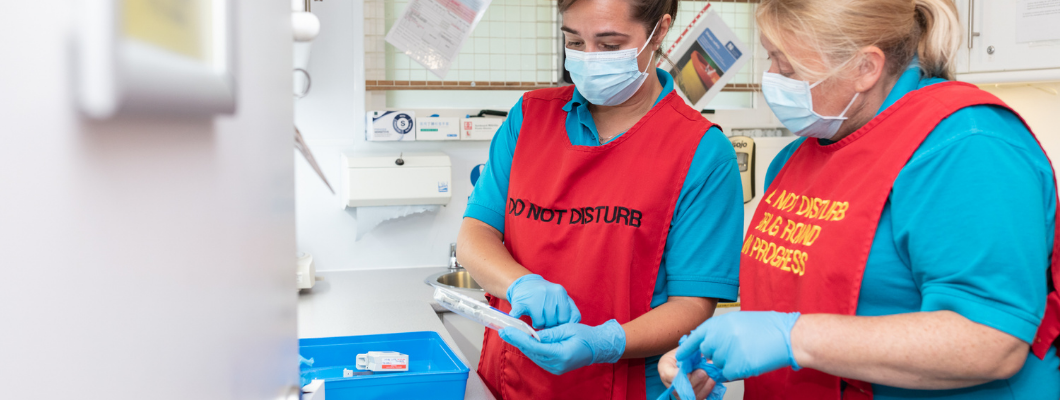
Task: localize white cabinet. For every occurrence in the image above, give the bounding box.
[956,0,1060,83]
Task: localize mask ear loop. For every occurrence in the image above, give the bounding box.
[837,92,859,118]
[637,21,661,56]
[805,57,861,119]
[635,21,662,74]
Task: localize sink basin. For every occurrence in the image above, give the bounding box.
[426,270,484,291]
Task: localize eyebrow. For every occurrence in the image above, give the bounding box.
[560,26,629,38]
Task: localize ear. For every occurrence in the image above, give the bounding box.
[854,46,886,93]
[654,14,673,50]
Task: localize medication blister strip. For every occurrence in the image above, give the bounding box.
[433,285,541,340]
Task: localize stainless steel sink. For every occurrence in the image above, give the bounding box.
[426,269,484,290]
[426,242,485,290]
[427,243,485,291]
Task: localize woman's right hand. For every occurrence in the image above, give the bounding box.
[659,348,717,400]
[507,274,582,329]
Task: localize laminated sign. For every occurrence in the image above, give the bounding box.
[662,8,750,109]
[385,0,492,79]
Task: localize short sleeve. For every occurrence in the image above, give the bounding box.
[463,98,524,233]
[890,106,1055,343]
[662,127,744,302]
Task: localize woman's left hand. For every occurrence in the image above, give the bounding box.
[676,311,801,381]
[659,348,716,400]
[499,319,626,375]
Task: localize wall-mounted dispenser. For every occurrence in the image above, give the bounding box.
[342,152,453,207]
[729,136,755,203]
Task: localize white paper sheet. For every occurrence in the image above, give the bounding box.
[355,205,440,240]
[1017,0,1060,43]
[385,0,491,79]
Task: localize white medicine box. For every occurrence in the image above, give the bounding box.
[416,117,460,141]
[460,117,503,141]
[366,111,416,141]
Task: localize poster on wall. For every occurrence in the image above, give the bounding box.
[1016,0,1060,43]
[663,10,750,109]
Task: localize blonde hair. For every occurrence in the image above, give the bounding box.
[756,0,961,82]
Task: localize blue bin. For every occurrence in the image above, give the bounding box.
[299,331,470,400]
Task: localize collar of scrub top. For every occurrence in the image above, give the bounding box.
[879,56,948,114]
[561,68,676,145]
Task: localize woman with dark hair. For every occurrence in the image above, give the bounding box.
[456,0,744,398]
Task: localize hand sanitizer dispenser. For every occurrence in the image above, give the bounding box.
[342,152,452,207]
[729,136,755,203]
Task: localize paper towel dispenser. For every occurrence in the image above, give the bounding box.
[342,152,452,207]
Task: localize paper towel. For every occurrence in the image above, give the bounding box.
[355,205,440,240]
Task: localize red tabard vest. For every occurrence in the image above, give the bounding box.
[477,85,718,400]
[740,81,1060,400]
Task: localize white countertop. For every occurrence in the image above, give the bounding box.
[298,267,495,400]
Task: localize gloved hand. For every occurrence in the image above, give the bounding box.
[659,349,714,399]
[659,337,726,400]
[675,311,801,381]
[507,274,582,329]
[499,319,626,375]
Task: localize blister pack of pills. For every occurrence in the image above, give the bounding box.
[432,285,540,341]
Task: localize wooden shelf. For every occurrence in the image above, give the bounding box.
[721,83,760,92]
[365,80,556,91]
[366,80,760,92]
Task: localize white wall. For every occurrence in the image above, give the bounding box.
[295,0,494,271]
[981,83,1060,158]
[0,2,297,399]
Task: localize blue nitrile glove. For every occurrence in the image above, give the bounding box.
[658,335,727,400]
[299,356,315,387]
[507,274,582,329]
[499,319,625,375]
[676,311,801,381]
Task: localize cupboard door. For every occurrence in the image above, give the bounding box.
[968,0,1060,73]
[956,0,971,74]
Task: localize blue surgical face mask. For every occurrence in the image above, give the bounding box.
[761,72,859,140]
[564,22,659,106]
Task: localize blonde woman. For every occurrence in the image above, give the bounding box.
[660,0,1060,399]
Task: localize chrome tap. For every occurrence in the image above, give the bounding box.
[449,243,461,271]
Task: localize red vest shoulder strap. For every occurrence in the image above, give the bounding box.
[657,91,719,137]
[522,86,575,103]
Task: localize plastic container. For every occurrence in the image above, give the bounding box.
[299,331,469,400]
[433,285,540,340]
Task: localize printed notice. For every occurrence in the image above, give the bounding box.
[664,9,750,109]
[1017,0,1060,43]
[385,0,491,79]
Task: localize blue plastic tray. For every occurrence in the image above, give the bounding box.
[299,331,469,400]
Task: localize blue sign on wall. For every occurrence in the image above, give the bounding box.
[470,164,485,186]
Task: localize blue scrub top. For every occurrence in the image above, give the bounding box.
[464,69,744,399]
[765,59,1060,399]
